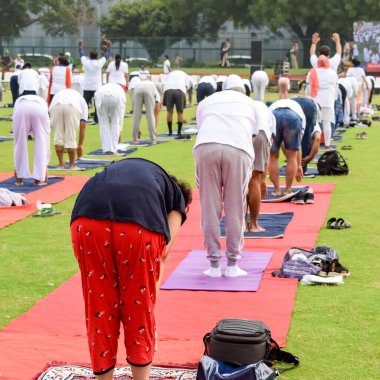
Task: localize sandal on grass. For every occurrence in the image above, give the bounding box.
[327,217,352,229]
[33,208,61,217]
[341,145,353,150]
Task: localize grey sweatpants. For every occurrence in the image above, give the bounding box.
[132,82,156,142]
[194,143,253,266]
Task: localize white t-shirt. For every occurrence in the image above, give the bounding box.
[15,95,48,112]
[309,68,338,108]
[106,61,129,86]
[251,70,269,86]
[129,75,142,90]
[18,68,39,94]
[164,70,190,94]
[139,69,150,81]
[310,53,341,72]
[50,65,72,95]
[338,77,353,99]
[163,59,171,74]
[194,90,260,159]
[346,66,366,86]
[49,89,88,121]
[81,56,107,91]
[269,99,306,133]
[252,100,276,140]
[198,76,217,90]
[94,83,126,110]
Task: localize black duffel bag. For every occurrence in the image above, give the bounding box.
[203,319,299,370]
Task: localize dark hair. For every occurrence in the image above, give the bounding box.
[115,54,122,70]
[89,50,98,59]
[351,58,361,67]
[164,55,168,59]
[170,175,192,209]
[22,62,32,69]
[319,45,330,57]
[58,56,69,66]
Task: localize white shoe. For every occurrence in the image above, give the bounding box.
[203,267,222,278]
[225,265,248,278]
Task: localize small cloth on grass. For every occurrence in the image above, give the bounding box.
[300,274,344,285]
[33,208,61,217]
[0,188,27,206]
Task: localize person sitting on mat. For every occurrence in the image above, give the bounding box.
[193,74,260,278]
[268,98,306,196]
[70,158,192,380]
[246,101,276,232]
[291,97,321,175]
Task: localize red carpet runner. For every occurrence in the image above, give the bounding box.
[0,183,335,380]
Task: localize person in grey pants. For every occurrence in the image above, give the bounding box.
[193,75,260,278]
[132,80,160,144]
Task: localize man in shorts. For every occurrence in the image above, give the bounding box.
[246,101,276,232]
[268,99,306,196]
[163,70,190,138]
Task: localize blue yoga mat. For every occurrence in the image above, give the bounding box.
[122,140,167,146]
[220,212,293,239]
[335,129,347,135]
[86,147,137,156]
[0,136,13,142]
[161,250,273,292]
[280,166,319,177]
[48,159,113,171]
[0,176,64,194]
[262,185,309,203]
[331,135,343,142]
[158,131,178,138]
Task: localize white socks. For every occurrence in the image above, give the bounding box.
[225,265,248,278]
[203,267,222,278]
[204,265,248,278]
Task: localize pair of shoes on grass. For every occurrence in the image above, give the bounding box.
[326,217,352,229]
[291,188,314,205]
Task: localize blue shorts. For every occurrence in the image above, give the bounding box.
[271,108,302,152]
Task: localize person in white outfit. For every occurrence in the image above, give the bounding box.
[18,63,39,96]
[37,69,49,100]
[193,75,260,278]
[79,39,111,123]
[128,72,141,113]
[338,77,357,123]
[49,89,88,169]
[106,55,129,90]
[346,58,368,113]
[132,80,160,144]
[310,32,342,72]
[163,55,171,74]
[251,70,269,102]
[95,83,126,154]
[13,95,50,186]
[47,56,72,105]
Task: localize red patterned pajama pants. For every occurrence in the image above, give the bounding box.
[71,217,166,375]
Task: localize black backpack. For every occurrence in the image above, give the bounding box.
[317,150,349,175]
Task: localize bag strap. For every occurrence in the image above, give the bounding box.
[269,338,299,373]
[203,333,211,355]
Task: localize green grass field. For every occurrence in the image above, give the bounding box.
[0,75,379,379]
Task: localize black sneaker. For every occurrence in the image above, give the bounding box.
[304,188,314,204]
[174,134,185,140]
[291,191,305,204]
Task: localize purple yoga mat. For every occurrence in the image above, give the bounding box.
[161,250,273,292]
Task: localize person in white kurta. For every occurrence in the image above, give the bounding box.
[346,59,368,113]
[49,89,88,169]
[95,83,126,154]
[106,55,129,89]
[13,95,50,185]
[251,70,269,102]
[310,32,342,72]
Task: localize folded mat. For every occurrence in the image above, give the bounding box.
[262,186,309,203]
[161,249,272,291]
[221,212,293,239]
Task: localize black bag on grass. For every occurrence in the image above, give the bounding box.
[317,150,349,175]
[202,319,299,371]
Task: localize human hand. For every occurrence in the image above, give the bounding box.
[312,33,320,44]
[77,145,83,159]
[106,39,112,48]
[301,155,311,167]
[295,166,303,182]
[332,33,340,43]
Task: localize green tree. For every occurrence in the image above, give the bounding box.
[0,0,95,38]
[167,0,380,65]
[100,0,202,62]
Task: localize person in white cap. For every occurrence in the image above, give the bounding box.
[95,83,126,154]
[193,74,260,278]
[251,70,269,102]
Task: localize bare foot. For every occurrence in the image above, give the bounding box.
[272,190,282,196]
[250,225,266,232]
[283,189,293,195]
[35,180,47,186]
[70,166,82,171]
[15,178,24,186]
[133,140,139,145]
[58,166,66,170]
